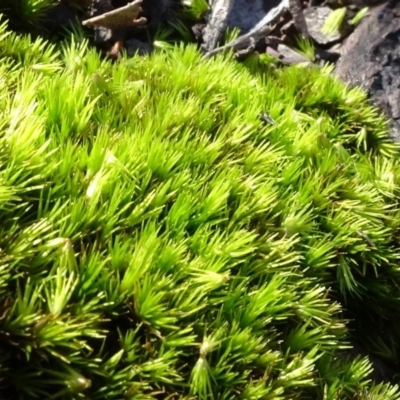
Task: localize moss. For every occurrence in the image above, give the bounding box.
[0,0,57,32]
[0,17,400,399]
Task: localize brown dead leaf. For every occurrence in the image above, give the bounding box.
[82,0,146,30]
[107,40,124,60]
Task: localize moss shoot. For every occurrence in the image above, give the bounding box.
[1,16,400,399]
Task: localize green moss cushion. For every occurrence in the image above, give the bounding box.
[1,18,400,399]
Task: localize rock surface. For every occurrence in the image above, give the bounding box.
[304,6,349,44]
[334,0,400,141]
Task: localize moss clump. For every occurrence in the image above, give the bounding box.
[0,0,57,32]
[1,17,400,399]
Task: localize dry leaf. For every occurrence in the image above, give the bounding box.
[107,40,124,60]
[82,0,146,30]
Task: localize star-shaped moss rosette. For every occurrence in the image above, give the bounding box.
[0,13,400,399]
[82,0,146,31]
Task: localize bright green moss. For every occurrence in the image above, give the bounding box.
[1,17,400,399]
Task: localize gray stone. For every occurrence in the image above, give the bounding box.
[334,1,400,141]
[304,6,349,45]
[277,43,312,65]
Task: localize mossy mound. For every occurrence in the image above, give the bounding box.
[1,18,400,399]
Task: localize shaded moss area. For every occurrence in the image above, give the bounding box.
[0,16,400,399]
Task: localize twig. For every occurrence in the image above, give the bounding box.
[203,0,289,58]
[202,0,236,52]
[204,24,274,58]
[82,0,145,30]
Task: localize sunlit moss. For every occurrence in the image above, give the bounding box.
[0,15,400,399]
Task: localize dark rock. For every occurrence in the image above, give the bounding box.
[334,1,400,141]
[43,2,77,33]
[89,0,114,45]
[139,0,178,31]
[125,38,153,56]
